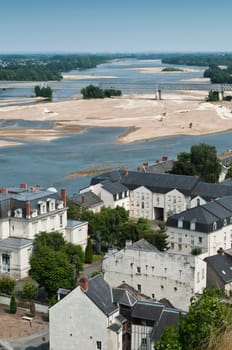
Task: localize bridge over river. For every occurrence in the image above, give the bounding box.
[98,82,232,100]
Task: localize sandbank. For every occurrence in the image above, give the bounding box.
[131,67,205,74]
[62,74,117,80]
[0,91,232,144]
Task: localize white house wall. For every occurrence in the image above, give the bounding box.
[130,186,153,220]
[0,219,10,239]
[49,287,121,350]
[65,222,88,251]
[167,225,232,256]
[102,249,206,311]
[164,189,188,220]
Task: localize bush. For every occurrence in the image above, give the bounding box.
[21,281,38,300]
[9,293,17,314]
[191,247,202,255]
[0,277,16,295]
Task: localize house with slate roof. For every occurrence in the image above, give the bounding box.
[70,191,104,213]
[102,239,206,310]
[166,196,232,256]
[204,248,232,294]
[0,184,88,278]
[49,274,183,350]
[82,170,201,221]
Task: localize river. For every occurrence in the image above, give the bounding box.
[0,59,231,196]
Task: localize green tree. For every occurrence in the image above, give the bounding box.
[225,164,232,179]
[81,84,104,99]
[29,246,75,298]
[0,277,16,295]
[34,231,66,252]
[190,143,221,182]
[21,281,38,300]
[9,293,17,314]
[154,288,231,350]
[85,238,93,264]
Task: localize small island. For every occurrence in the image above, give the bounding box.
[162,67,183,72]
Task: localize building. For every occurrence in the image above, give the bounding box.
[50,274,183,350]
[205,248,232,294]
[70,191,104,213]
[166,196,232,256]
[102,239,206,310]
[0,184,88,278]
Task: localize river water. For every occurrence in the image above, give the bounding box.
[0,59,231,195]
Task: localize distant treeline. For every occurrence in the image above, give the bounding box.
[162,53,232,84]
[0,54,110,81]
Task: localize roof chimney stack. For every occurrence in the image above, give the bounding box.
[61,189,67,207]
[26,200,31,219]
[79,273,89,293]
[20,183,28,189]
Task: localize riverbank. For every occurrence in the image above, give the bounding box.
[0,91,232,146]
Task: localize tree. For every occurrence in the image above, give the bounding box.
[29,232,84,298]
[190,143,221,182]
[21,281,38,300]
[29,246,75,298]
[85,238,93,264]
[81,85,104,99]
[170,143,221,183]
[9,293,17,314]
[0,277,16,295]
[144,221,169,251]
[154,288,231,350]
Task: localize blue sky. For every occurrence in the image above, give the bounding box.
[1,0,231,53]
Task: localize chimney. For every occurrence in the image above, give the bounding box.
[79,273,89,292]
[162,156,168,162]
[31,186,36,192]
[61,189,67,207]
[156,160,160,163]
[137,166,142,172]
[124,170,129,176]
[26,200,31,219]
[217,247,224,255]
[143,162,148,169]
[20,183,28,189]
[0,188,8,194]
[125,240,132,248]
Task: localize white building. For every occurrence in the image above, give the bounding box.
[166,196,232,256]
[50,274,183,350]
[102,239,206,311]
[0,184,88,278]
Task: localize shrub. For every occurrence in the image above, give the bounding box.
[21,281,38,300]
[9,293,17,314]
[0,277,16,295]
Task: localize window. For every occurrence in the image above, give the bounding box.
[152,293,155,299]
[137,284,141,292]
[213,222,217,231]
[178,244,182,251]
[137,267,141,274]
[96,341,102,349]
[197,272,200,283]
[59,215,63,227]
[190,220,196,231]
[198,237,202,244]
[142,338,147,346]
[178,218,183,228]
[141,202,144,209]
[171,242,174,249]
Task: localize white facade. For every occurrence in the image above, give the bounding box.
[167,223,232,256]
[50,284,122,350]
[65,220,88,251]
[129,187,190,221]
[102,243,206,311]
[0,185,88,278]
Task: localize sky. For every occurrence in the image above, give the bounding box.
[1,0,232,54]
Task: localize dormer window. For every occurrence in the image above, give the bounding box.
[38,201,47,214]
[178,217,184,228]
[14,208,22,218]
[190,219,196,231]
[223,219,227,226]
[213,222,217,231]
[116,193,119,200]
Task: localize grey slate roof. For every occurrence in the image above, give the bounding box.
[107,323,122,333]
[102,180,128,195]
[191,182,232,200]
[70,191,103,208]
[0,237,33,249]
[131,301,164,321]
[112,288,137,307]
[205,253,232,283]
[86,275,118,316]
[90,170,122,185]
[66,219,86,228]
[150,308,182,341]
[127,239,159,252]
[167,196,232,233]
[145,160,175,174]
[119,170,200,195]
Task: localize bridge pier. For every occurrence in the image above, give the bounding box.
[156,89,161,100]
